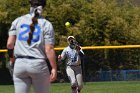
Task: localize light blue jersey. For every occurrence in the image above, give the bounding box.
[60,46,84,91]
[61,46,84,66]
[8,14,55,59]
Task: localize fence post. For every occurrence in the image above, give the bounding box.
[123,70,127,81]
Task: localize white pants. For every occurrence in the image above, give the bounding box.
[13,58,50,93]
[66,66,83,90]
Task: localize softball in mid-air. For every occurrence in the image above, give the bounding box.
[65,22,71,27]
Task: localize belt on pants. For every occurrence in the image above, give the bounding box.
[16,56,37,59]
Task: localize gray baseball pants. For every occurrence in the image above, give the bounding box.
[66,65,83,90]
[13,58,50,93]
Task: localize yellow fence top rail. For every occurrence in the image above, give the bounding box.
[1,45,140,53]
[55,45,140,50]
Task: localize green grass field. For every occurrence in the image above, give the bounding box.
[0,81,140,93]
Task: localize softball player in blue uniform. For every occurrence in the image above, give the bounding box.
[58,36,84,93]
[7,0,57,93]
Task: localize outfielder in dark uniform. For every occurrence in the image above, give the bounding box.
[7,0,57,93]
[58,36,84,93]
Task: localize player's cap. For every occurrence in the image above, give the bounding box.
[67,36,75,41]
[29,0,46,8]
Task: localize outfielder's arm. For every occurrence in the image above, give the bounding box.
[7,18,18,63]
[7,35,16,63]
[58,49,66,63]
[45,44,57,82]
[76,46,84,57]
[58,55,62,62]
[7,35,16,75]
[43,20,57,82]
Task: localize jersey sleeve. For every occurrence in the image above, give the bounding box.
[8,18,19,36]
[44,21,55,45]
[61,48,67,60]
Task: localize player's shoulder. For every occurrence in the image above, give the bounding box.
[16,14,29,19]
[12,14,29,24]
[64,46,71,51]
[23,14,31,18]
[40,17,53,26]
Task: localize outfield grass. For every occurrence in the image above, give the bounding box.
[0,81,140,93]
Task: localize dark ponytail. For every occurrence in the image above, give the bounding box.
[27,9,39,45]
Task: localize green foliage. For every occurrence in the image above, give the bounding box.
[0,0,29,24]
[1,0,140,70]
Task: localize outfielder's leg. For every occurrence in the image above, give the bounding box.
[13,75,31,93]
[66,66,77,93]
[31,71,50,93]
[13,59,32,93]
[28,59,50,93]
[75,66,83,93]
[76,74,83,93]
